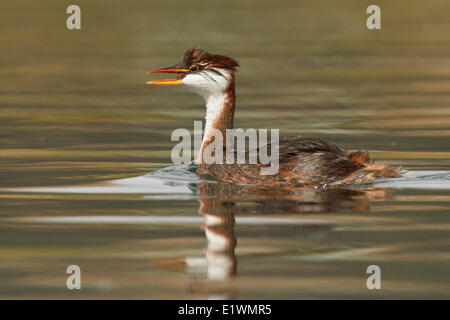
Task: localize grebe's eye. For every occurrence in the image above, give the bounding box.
[189,64,199,72]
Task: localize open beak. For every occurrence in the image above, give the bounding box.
[146,66,189,85]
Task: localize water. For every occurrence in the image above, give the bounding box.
[1,0,450,299]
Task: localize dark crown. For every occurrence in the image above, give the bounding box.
[180,47,239,71]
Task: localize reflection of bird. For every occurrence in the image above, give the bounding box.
[184,181,389,297]
[153,179,392,298]
[148,48,400,187]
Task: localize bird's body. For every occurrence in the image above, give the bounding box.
[199,136,398,187]
[148,48,400,187]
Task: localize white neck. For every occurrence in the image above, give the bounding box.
[183,69,235,165]
[204,92,227,134]
[196,92,228,164]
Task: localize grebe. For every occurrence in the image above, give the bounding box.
[147,48,399,187]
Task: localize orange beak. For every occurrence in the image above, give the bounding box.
[146,67,189,85]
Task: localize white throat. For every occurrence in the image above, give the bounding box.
[181,69,232,134]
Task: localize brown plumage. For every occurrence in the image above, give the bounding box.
[199,136,400,187]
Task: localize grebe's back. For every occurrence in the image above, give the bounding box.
[201,136,399,187]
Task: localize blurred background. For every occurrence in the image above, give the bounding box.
[0,0,449,299]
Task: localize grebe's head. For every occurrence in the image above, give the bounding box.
[147,48,239,99]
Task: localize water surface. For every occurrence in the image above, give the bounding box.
[0,0,449,299]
